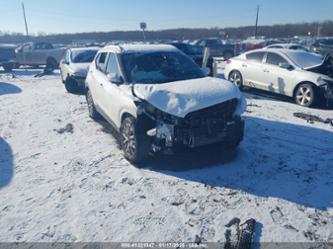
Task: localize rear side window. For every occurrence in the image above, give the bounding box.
[266,53,287,66]
[96,52,108,72]
[246,52,265,62]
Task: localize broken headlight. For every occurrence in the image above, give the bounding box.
[143,102,179,124]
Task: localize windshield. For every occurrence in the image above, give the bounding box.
[71,50,98,63]
[285,51,324,69]
[121,51,204,84]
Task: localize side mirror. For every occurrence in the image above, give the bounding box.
[107,73,124,84]
[201,67,211,76]
[279,62,293,70]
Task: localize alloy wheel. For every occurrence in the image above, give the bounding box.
[230,71,242,87]
[296,85,313,106]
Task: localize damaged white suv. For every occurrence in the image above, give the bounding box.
[85,44,246,163]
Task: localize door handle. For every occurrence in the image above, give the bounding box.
[263,69,270,73]
[242,64,247,68]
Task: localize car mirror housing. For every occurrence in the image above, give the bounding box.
[107,73,124,84]
[279,62,293,70]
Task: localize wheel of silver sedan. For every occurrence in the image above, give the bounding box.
[295,83,315,107]
[229,71,243,88]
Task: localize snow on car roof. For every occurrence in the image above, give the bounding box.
[69,46,100,51]
[280,50,324,69]
[102,44,179,54]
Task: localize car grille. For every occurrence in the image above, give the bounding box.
[178,98,238,129]
[174,98,238,146]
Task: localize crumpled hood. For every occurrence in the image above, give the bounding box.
[70,63,90,77]
[133,77,244,118]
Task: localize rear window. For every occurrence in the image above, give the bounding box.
[246,52,265,62]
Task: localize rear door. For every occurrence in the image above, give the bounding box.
[89,52,109,109]
[242,51,266,89]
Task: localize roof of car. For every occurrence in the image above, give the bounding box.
[267,43,301,48]
[69,46,100,52]
[100,44,179,54]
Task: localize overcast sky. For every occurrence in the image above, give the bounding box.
[0,0,332,34]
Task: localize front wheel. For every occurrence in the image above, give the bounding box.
[120,116,150,164]
[294,83,316,107]
[229,71,243,88]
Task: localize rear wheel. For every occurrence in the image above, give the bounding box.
[120,116,150,164]
[229,71,243,88]
[86,89,101,120]
[45,58,57,73]
[294,83,316,107]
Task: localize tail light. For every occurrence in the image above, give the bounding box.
[227,59,232,64]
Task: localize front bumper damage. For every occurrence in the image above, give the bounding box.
[71,75,86,87]
[143,99,245,152]
[319,81,333,106]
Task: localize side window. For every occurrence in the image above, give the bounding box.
[266,53,287,66]
[105,53,119,75]
[22,44,31,52]
[246,52,265,63]
[96,52,108,72]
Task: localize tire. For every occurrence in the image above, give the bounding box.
[120,116,150,164]
[45,58,57,73]
[64,77,79,94]
[229,70,243,88]
[294,83,316,107]
[86,89,102,120]
[3,64,13,72]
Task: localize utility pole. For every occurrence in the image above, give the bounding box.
[254,5,260,39]
[21,2,29,41]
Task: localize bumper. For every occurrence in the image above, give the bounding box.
[152,117,245,151]
[71,75,86,87]
[319,83,333,106]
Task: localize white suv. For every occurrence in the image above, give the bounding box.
[85,44,246,163]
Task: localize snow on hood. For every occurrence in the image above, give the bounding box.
[70,63,90,77]
[133,77,243,118]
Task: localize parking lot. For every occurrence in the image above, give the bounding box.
[0,69,332,242]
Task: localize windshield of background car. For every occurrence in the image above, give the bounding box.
[71,50,98,63]
[285,51,324,69]
[121,51,205,84]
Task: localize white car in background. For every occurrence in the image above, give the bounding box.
[225,49,333,107]
[60,47,99,93]
[265,43,309,52]
[85,44,246,163]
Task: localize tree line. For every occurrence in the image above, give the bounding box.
[0,20,332,44]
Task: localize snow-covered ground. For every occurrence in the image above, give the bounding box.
[0,69,332,243]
